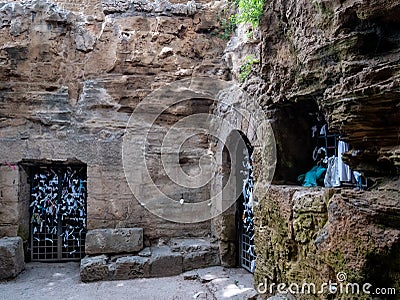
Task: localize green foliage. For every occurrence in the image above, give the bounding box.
[215,0,265,40]
[239,55,259,82]
[234,0,265,28]
[216,9,237,40]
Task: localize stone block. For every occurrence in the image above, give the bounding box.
[85,228,143,255]
[292,189,329,215]
[184,266,259,299]
[149,246,182,277]
[0,166,20,237]
[169,238,219,253]
[183,250,220,272]
[0,236,25,280]
[169,238,220,271]
[138,247,152,257]
[80,255,109,282]
[112,255,150,280]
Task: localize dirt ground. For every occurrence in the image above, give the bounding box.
[0,262,258,300]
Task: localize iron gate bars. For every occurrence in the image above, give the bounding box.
[29,164,87,261]
[239,149,256,273]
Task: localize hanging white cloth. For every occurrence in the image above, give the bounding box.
[324,156,340,187]
[338,141,351,182]
[320,124,327,136]
[311,125,317,138]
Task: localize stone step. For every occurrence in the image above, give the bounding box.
[80,238,220,282]
[0,237,25,280]
[169,238,220,272]
[85,228,143,255]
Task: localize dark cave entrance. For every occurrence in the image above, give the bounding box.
[269,99,364,188]
[269,99,330,185]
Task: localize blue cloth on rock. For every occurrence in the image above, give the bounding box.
[298,165,327,187]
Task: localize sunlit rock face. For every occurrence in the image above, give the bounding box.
[0,0,228,242]
[1,0,399,292]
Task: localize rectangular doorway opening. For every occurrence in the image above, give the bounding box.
[28,163,87,261]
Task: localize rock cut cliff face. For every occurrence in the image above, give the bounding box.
[222,0,400,183]
[234,0,400,298]
[0,0,227,241]
[0,0,399,291]
[254,0,400,177]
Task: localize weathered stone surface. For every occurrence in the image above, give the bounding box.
[204,267,260,300]
[85,228,143,255]
[181,266,259,300]
[267,295,296,300]
[0,0,227,240]
[292,189,331,244]
[210,0,400,298]
[79,242,222,282]
[210,279,259,300]
[182,251,220,272]
[254,182,400,300]
[182,269,198,280]
[80,255,110,282]
[112,255,150,280]
[2,1,398,298]
[78,237,243,282]
[149,246,182,277]
[102,0,200,16]
[0,237,25,280]
[316,181,400,296]
[0,166,21,238]
[169,238,218,253]
[194,266,229,283]
[211,211,237,267]
[253,186,332,290]
[138,247,152,257]
[256,0,399,176]
[169,238,220,271]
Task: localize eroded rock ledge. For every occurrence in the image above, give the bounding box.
[236,1,400,298]
[254,183,400,299]
[232,0,400,177]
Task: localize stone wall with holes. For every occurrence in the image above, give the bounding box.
[0,0,229,245]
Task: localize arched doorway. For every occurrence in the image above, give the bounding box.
[219,130,255,272]
[235,133,255,272]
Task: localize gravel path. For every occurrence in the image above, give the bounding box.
[0,263,257,300]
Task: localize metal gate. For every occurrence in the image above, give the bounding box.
[238,149,256,273]
[29,165,87,261]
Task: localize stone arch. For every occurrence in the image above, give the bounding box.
[212,129,253,267]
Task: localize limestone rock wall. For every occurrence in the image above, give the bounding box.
[254,0,400,177]
[225,0,400,298]
[254,183,400,299]
[0,0,228,243]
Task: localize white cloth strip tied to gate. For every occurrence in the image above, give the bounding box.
[241,149,256,273]
[30,166,87,260]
